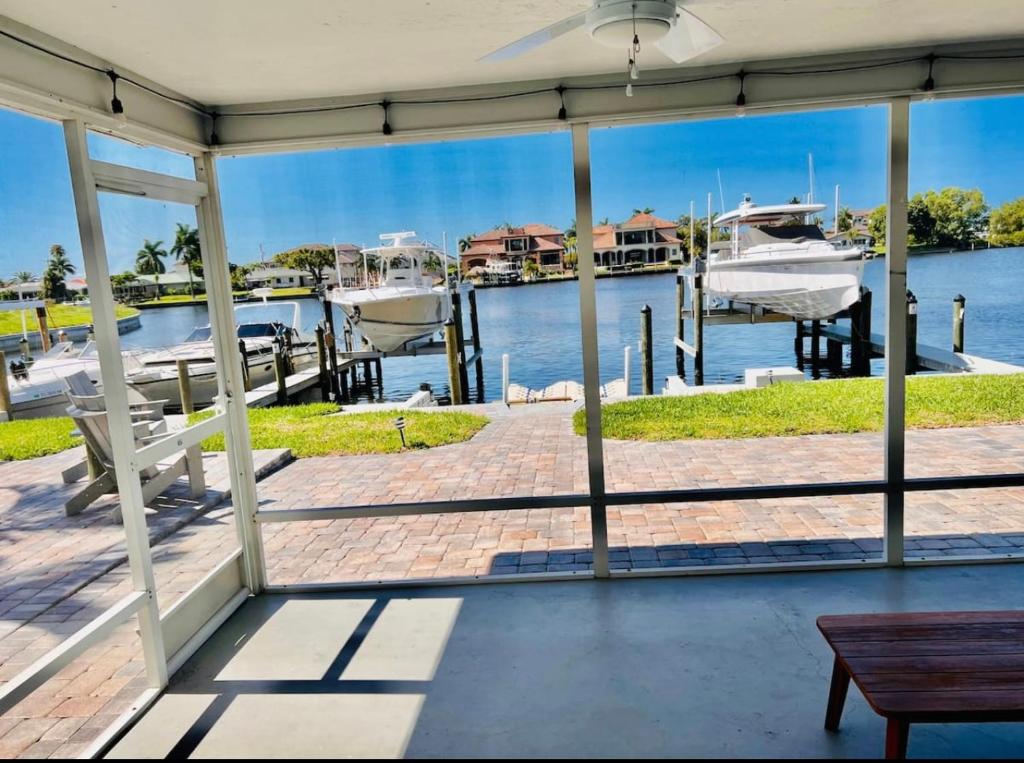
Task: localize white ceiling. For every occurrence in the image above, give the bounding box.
[2,0,1024,106]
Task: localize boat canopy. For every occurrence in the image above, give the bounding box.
[362,231,442,258]
[714,200,827,227]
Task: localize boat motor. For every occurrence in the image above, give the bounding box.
[9,359,28,382]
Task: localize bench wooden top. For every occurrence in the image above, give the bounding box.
[817,611,1024,722]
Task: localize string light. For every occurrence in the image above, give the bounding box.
[209,112,220,146]
[735,70,746,117]
[556,85,567,120]
[922,54,936,101]
[106,70,127,127]
[381,100,392,135]
[626,2,640,97]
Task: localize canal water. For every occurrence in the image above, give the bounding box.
[120,247,1024,402]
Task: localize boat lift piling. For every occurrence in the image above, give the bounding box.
[0,351,12,421]
[673,267,928,383]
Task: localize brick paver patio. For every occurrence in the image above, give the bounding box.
[2,404,1024,756]
[257,404,1024,582]
[0,447,287,758]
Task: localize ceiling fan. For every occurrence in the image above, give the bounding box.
[480,0,723,66]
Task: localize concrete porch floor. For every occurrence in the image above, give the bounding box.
[108,564,1024,758]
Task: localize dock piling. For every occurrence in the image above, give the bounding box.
[175,359,194,415]
[810,320,822,377]
[273,347,288,404]
[826,318,842,373]
[693,272,705,386]
[623,345,632,397]
[953,294,966,353]
[444,319,463,405]
[501,353,510,405]
[451,290,470,401]
[640,304,653,395]
[35,307,50,353]
[0,351,12,421]
[906,290,919,375]
[467,287,484,402]
[238,339,252,392]
[314,325,329,402]
[675,274,685,378]
[849,288,873,377]
[795,321,805,370]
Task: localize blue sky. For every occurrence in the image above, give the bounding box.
[2,94,1024,277]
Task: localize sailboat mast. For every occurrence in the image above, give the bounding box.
[689,200,695,261]
[834,184,841,236]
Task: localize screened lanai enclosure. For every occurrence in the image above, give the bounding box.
[1,0,1024,758]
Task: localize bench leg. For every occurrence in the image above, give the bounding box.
[884,719,909,759]
[824,656,851,731]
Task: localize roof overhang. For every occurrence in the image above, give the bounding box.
[0,11,1022,157]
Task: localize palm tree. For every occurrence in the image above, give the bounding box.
[170,222,201,298]
[43,244,75,301]
[136,239,168,300]
[632,207,655,215]
[458,234,476,253]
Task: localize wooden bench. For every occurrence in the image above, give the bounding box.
[818,611,1024,759]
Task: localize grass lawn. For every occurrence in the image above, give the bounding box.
[0,304,138,336]
[576,374,1024,441]
[191,403,488,457]
[0,417,81,461]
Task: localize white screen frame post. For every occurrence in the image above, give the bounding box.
[194,152,267,592]
[571,122,610,578]
[62,119,169,689]
[884,96,910,566]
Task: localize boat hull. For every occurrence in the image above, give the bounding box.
[707,253,865,319]
[126,342,318,410]
[332,287,449,352]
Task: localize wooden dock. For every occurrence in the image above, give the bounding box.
[819,324,1024,375]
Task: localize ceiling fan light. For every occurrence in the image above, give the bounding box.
[591,18,670,48]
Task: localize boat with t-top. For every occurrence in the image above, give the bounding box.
[704,196,866,319]
[329,231,450,352]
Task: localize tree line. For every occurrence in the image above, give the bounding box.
[866,187,1024,250]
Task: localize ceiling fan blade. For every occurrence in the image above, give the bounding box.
[655,7,723,64]
[479,11,589,62]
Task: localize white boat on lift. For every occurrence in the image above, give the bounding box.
[705,197,865,319]
[124,301,317,409]
[329,231,450,352]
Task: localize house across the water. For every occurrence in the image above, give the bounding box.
[593,212,682,269]
[460,224,566,277]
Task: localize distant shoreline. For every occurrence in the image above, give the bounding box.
[473,263,678,289]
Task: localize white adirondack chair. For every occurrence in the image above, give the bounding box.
[61,373,205,521]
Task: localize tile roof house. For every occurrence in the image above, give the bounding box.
[460,224,567,274]
[593,212,682,268]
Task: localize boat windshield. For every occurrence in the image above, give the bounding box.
[184,322,286,342]
[237,322,284,339]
